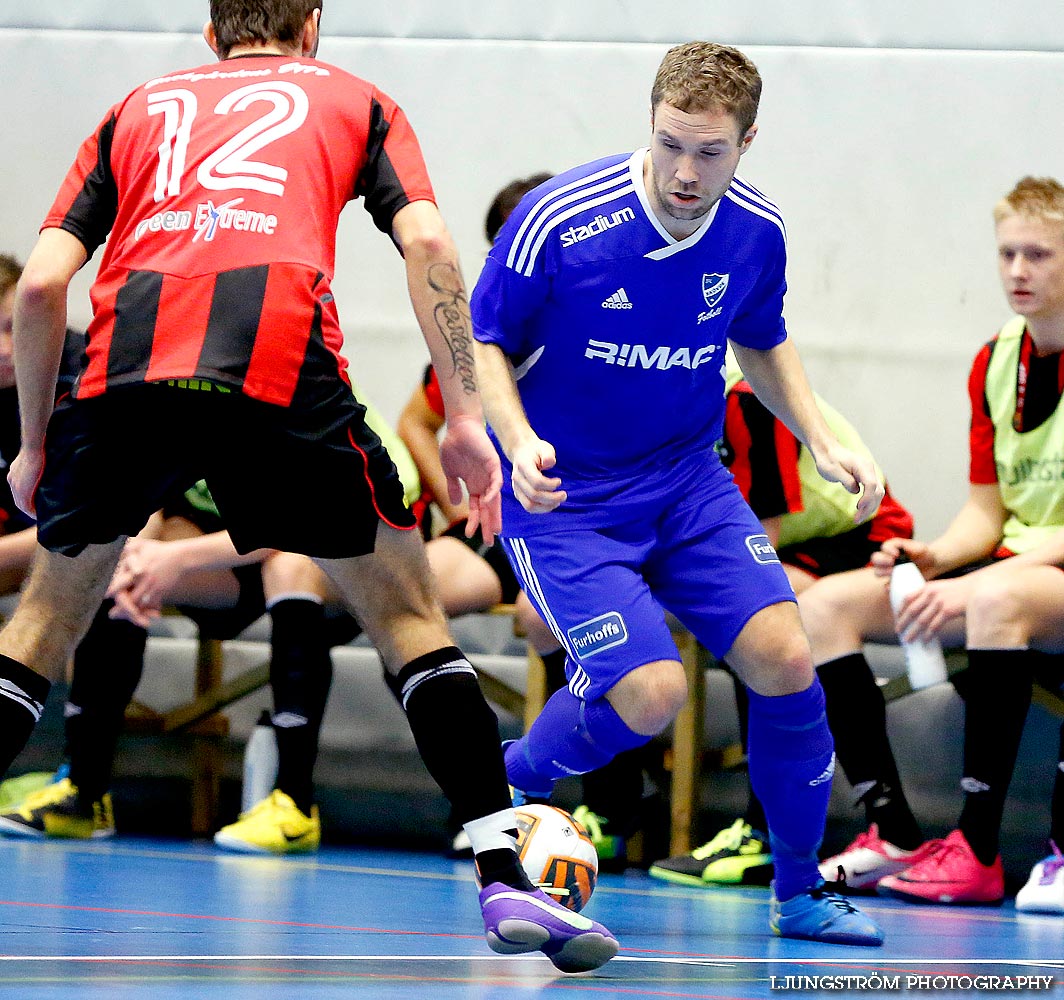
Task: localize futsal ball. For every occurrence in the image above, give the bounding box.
[515,804,598,912]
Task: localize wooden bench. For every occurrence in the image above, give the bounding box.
[666,643,1064,857]
[123,605,536,835]
[132,608,1064,855]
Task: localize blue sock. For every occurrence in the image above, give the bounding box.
[746,680,834,901]
[505,686,650,796]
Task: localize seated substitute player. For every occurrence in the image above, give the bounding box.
[0,256,83,596]
[0,386,417,853]
[0,1,616,971]
[400,174,651,865]
[650,359,928,889]
[472,41,885,945]
[797,176,1064,910]
[0,482,343,850]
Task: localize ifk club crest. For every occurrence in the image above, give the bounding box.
[702,273,729,308]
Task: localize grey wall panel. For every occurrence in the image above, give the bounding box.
[1,26,1061,535]
[3,1,1063,51]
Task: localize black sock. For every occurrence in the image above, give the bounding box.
[727,671,769,834]
[66,601,146,808]
[817,652,923,850]
[269,598,332,815]
[581,747,645,836]
[0,653,50,776]
[386,646,527,888]
[385,646,513,826]
[476,846,535,891]
[1051,721,1064,849]
[540,649,567,693]
[958,648,1036,865]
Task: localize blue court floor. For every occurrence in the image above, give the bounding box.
[0,837,1059,999]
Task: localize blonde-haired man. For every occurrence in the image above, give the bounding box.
[802,177,1064,912]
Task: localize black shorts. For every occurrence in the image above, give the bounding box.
[441,519,522,604]
[776,520,884,579]
[36,383,415,558]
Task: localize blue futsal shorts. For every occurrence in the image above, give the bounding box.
[502,473,796,701]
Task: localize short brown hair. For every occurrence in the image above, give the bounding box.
[485,172,554,243]
[0,254,21,299]
[994,176,1064,226]
[651,41,762,136]
[209,0,322,59]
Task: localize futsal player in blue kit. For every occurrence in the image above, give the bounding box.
[472,41,885,945]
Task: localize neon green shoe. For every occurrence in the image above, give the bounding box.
[571,805,624,862]
[214,790,320,855]
[649,818,772,886]
[0,777,114,839]
[0,771,57,811]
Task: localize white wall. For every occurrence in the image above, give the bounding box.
[2,3,1063,536]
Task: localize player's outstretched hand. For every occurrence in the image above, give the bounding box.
[510,437,566,515]
[815,445,884,525]
[440,415,503,545]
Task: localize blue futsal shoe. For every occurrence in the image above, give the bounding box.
[479,881,619,972]
[770,880,885,946]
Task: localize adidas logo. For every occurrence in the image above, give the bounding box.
[602,288,633,310]
[808,753,837,787]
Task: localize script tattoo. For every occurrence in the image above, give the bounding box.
[428,263,477,395]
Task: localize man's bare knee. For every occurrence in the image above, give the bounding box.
[0,541,123,679]
[315,526,453,670]
[607,660,687,735]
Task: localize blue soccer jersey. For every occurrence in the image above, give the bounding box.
[471,149,789,532]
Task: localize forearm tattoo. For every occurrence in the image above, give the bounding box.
[427,262,477,395]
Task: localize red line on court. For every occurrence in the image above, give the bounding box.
[0,898,479,940]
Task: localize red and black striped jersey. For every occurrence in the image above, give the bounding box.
[44,54,436,407]
[422,362,445,419]
[721,379,912,543]
[969,326,1064,484]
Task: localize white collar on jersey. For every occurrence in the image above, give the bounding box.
[630,148,721,261]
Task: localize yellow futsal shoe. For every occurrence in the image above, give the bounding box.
[0,777,115,839]
[213,790,320,855]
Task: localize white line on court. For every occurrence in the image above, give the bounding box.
[0,956,1059,968]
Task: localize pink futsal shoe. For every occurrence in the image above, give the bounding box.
[478,881,619,972]
[877,829,1004,905]
[819,823,937,891]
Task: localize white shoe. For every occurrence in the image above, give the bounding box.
[1015,842,1064,914]
[450,828,473,857]
[818,823,935,890]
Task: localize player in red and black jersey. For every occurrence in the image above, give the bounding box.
[0,2,616,969]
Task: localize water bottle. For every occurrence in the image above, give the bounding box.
[889,554,949,690]
[241,709,279,813]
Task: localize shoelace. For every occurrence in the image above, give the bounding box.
[809,882,861,915]
[23,781,74,810]
[1038,840,1064,886]
[692,819,750,860]
[912,837,959,872]
[241,790,286,819]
